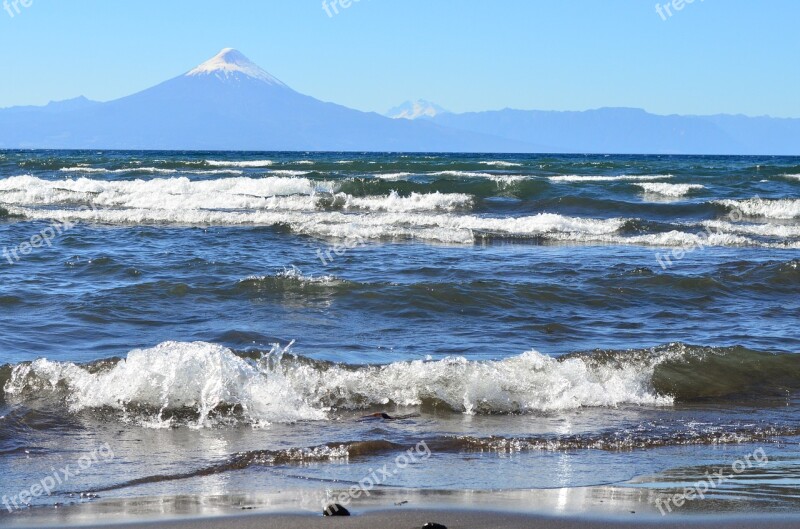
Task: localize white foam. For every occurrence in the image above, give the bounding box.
[716,198,800,219]
[430,171,496,178]
[478,161,523,167]
[7,177,784,248]
[549,175,673,183]
[702,220,800,238]
[5,205,625,245]
[60,167,179,175]
[488,174,528,186]
[374,172,414,181]
[59,167,114,173]
[635,183,705,197]
[4,341,325,427]
[267,170,313,177]
[546,230,756,248]
[206,160,274,168]
[782,174,800,181]
[0,175,336,211]
[244,266,341,286]
[3,342,673,427]
[60,167,244,176]
[343,191,473,213]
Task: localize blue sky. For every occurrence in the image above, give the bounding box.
[1,1,798,117]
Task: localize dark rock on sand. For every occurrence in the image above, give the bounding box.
[323,503,350,516]
[422,523,448,529]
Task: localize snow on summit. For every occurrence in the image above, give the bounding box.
[387,100,449,120]
[186,48,286,86]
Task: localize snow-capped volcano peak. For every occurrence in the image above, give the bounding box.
[387,100,449,120]
[186,48,286,86]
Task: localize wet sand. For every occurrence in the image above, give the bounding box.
[10,510,800,529]
[2,485,800,529]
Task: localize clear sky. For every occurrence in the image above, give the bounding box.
[1,0,798,117]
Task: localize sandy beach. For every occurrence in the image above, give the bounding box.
[3,484,800,529]
[7,510,800,529]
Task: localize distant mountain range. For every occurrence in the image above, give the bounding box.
[1,49,799,155]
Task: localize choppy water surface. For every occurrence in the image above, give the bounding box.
[0,151,798,519]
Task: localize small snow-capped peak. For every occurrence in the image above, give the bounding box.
[387,100,449,120]
[186,48,287,86]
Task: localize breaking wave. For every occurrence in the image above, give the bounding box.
[478,161,523,167]
[635,183,705,197]
[716,198,800,219]
[341,191,473,212]
[206,160,274,168]
[1,176,797,248]
[549,174,673,183]
[3,342,798,429]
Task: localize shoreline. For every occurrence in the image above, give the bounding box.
[3,485,800,529]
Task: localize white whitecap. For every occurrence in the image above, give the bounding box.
[549,175,673,183]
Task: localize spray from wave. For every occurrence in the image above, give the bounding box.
[716,198,800,219]
[2,341,674,427]
[4,342,797,429]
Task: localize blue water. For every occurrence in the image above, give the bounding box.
[0,151,798,519]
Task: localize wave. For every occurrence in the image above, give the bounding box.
[59,167,246,176]
[4,343,798,429]
[75,420,800,493]
[8,204,790,248]
[341,191,473,213]
[478,161,523,167]
[549,174,673,183]
[267,170,313,177]
[372,172,528,186]
[546,229,756,248]
[60,167,179,175]
[374,172,414,181]
[239,267,343,289]
[0,176,478,217]
[0,342,666,427]
[206,160,274,168]
[702,220,800,239]
[0,175,336,211]
[0,174,627,243]
[443,426,800,453]
[635,183,705,197]
[487,174,529,186]
[716,198,800,219]
[4,176,797,248]
[430,171,497,178]
[88,440,398,493]
[716,259,800,287]
[134,260,800,309]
